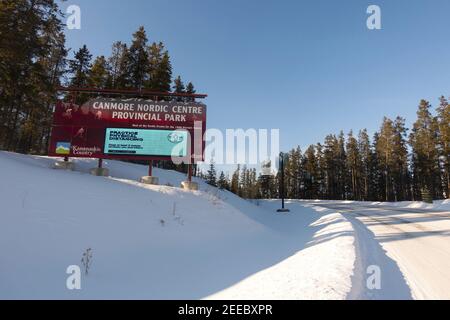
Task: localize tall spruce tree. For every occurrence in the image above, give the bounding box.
[410,100,442,200]
[69,45,92,88]
[346,131,362,200]
[206,161,217,187]
[230,165,240,195]
[392,117,410,201]
[88,56,109,89]
[303,145,319,199]
[358,129,372,201]
[173,75,185,102]
[108,41,130,89]
[437,96,450,198]
[217,171,229,190]
[185,82,196,102]
[128,26,149,90]
[147,42,172,94]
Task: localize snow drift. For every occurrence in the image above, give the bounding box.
[0,151,356,299]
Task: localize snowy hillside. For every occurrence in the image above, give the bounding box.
[0,151,356,300]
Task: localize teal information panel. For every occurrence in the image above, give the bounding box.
[104,128,188,157]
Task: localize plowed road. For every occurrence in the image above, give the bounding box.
[313,202,450,300]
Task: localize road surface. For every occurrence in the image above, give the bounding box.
[309,202,450,300]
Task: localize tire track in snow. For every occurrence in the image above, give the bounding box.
[309,203,414,300]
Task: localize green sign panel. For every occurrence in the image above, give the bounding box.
[104,128,188,157]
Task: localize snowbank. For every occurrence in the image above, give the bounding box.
[207,202,355,300]
[0,152,357,299]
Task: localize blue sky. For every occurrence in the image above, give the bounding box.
[60,0,450,154]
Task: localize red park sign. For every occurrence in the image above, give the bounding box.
[48,98,207,162]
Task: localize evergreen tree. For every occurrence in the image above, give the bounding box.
[217,171,229,190]
[285,147,302,199]
[239,165,249,198]
[185,82,196,102]
[358,129,372,201]
[249,168,258,199]
[337,131,348,200]
[69,45,92,88]
[437,96,450,198]
[173,75,185,102]
[346,130,362,200]
[147,42,172,94]
[323,134,338,199]
[128,26,149,89]
[206,161,217,187]
[230,165,240,195]
[88,56,109,89]
[0,0,66,152]
[108,41,130,89]
[303,145,319,199]
[376,117,396,201]
[392,117,410,201]
[371,132,384,201]
[410,100,442,200]
[315,143,326,199]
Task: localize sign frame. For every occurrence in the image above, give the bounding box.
[48,88,207,164]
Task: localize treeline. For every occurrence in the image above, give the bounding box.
[204,99,449,201]
[0,0,196,154]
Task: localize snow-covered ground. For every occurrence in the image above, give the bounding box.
[0,151,356,300]
[207,201,355,300]
[3,152,448,300]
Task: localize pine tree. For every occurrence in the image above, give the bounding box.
[217,171,229,190]
[0,0,66,152]
[437,96,450,198]
[88,56,109,88]
[303,145,319,199]
[358,129,372,201]
[108,41,130,89]
[69,45,92,88]
[376,117,396,201]
[128,26,149,89]
[239,166,249,198]
[230,165,240,195]
[257,168,274,199]
[185,82,196,102]
[156,51,172,93]
[206,161,217,187]
[410,100,442,200]
[346,130,362,200]
[371,132,384,201]
[285,147,302,199]
[249,168,258,199]
[392,117,410,201]
[315,143,325,199]
[337,131,348,200]
[323,135,338,199]
[173,75,185,102]
[147,42,172,94]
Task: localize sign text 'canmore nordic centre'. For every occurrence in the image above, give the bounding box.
[48,98,207,161]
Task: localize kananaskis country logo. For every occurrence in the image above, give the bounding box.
[167,132,184,144]
[56,142,71,155]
